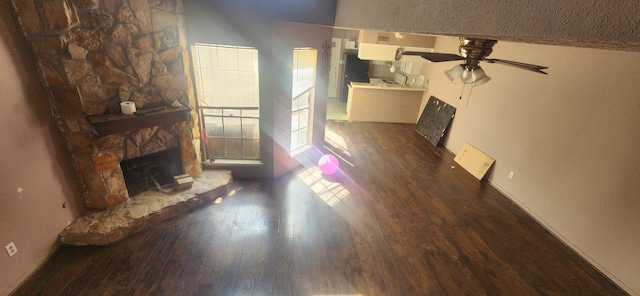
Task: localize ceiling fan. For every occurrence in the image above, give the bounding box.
[395,37,548,87]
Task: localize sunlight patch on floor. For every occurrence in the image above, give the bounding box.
[227,187,240,196]
[325,127,351,157]
[297,166,350,207]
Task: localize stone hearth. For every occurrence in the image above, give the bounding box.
[60,170,232,246]
[12,0,203,210]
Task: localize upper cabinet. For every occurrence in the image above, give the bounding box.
[357,30,436,62]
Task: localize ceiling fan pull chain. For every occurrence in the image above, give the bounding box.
[466,84,474,108]
[459,83,466,100]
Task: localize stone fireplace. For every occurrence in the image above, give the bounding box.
[12,0,203,210]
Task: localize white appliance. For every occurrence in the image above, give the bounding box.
[394,73,408,85]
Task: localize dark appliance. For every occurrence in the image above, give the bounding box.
[341,54,369,102]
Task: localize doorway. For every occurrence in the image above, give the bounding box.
[326,29,360,122]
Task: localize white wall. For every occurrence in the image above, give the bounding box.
[424,36,640,295]
[0,2,84,294]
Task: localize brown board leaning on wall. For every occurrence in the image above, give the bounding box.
[454,142,495,180]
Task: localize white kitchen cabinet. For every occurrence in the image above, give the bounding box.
[357,30,436,62]
[359,30,436,47]
[347,82,426,123]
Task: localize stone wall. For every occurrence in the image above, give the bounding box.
[12,0,202,210]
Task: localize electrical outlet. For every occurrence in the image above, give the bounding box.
[508,171,515,179]
[5,242,17,257]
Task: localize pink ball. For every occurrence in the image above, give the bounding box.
[318,154,339,175]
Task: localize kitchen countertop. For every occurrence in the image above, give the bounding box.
[347,80,425,124]
[350,81,428,92]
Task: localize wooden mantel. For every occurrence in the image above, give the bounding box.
[88,105,191,136]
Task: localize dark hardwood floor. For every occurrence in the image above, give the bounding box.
[13,122,626,296]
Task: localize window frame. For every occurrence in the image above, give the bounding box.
[191,43,262,162]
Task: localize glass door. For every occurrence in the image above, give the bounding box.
[291,48,317,154]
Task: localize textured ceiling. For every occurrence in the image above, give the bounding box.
[334,0,640,51]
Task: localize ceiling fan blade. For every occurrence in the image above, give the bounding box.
[418,52,466,63]
[397,49,465,62]
[484,58,548,74]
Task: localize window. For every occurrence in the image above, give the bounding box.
[191,44,260,161]
[291,48,317,152]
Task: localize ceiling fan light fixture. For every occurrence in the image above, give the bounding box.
[445,64,465,83]
[461,68,472,84]
[458,66,491,86]
[472,75,491,87]
[469,67,491,86]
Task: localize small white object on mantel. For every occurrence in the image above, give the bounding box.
[120,101,136,115]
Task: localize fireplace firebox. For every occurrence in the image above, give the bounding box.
[121,147,184,197]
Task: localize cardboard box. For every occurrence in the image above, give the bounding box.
[454,142,495,180]
[173,174,194,190]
